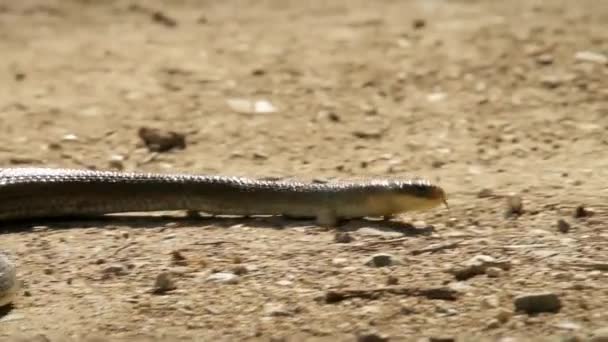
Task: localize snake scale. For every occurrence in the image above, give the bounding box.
[0,167,447,307]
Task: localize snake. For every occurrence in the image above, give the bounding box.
[0,167,448,307]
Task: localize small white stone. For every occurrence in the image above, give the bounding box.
[108,154,126,170]
[575,51,608,65]
[61,133,79,142]
[206,272,239,284]
[331,257,349,267]
[226,98,277,114]
[427,92,447,102]
[356,227,402,238]
[253,100,277,113]
[276,279,293,286]
[80,106,101,117]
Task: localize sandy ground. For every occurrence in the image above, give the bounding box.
[1,0,607,341]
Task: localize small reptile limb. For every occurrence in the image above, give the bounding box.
[0,167,448,307]
[0,253,17,308]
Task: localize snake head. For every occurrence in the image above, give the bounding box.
[390,179,448,211]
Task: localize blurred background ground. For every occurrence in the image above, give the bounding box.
[0,0,607,341]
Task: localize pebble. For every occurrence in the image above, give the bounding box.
[102,264,127,276]
[412,18,426,29]
[9,156,42,164]
[352,129,385,139]
[540,75,562,88]
[552,320,582,331]
[557,219,571,233]
[429,337,455,342]
[513,292,562,314]
[232,265,248,276]
[151,10,178,27]
[251,99,277,114]
[275,279,293,286]
[477,188,494,198]
[590,327,608,342]
[226,98,277,114]
[499,338,525,342]
[334,232,354,243]
[572,273,587,281]
[386,275,399,285]
[365,253,398,267]
[252,152,268,160]
[108,154,126,170]
[589,270,602,279]
[431,160,445,169]
[505,195,524,217]
[61,133,79,142]
[427,92,447,102]
[481,295,500,308]
[448,281,473,293]
[485,319,501,329]
[356,332,389,342]
[318,110,341,122]
[536,53,554,65]
[137,127,186,152]
[331,257,349,267]
[171,250,188,266]
[206,272,239,284]
[327,111,341,121]
[153,272,176,294]
[435,305,459,317]
[573,205,593,218]
[361,105,378,116]
[485,267,502,278]
[496,308,512,323]
[263,302,292,317]
[11,72,27,82]
[251,68,265,76]
[449,255,511,280]
[356,227,402,238]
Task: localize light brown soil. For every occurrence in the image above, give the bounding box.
[1,0,607,341]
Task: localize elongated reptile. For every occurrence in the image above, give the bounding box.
[0,167,447,307]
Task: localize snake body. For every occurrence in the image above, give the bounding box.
[0,167,447,307]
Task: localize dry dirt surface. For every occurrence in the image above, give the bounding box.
[1,0,607,341]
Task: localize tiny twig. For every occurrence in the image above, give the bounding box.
[363,237,410,246]
[342,237,410,251]
[410,240,463,255]
[112,241,137,256]
[324,286,460,303]
[193,240,237,246]
[563,261,608,271]
[499,244,548,249]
